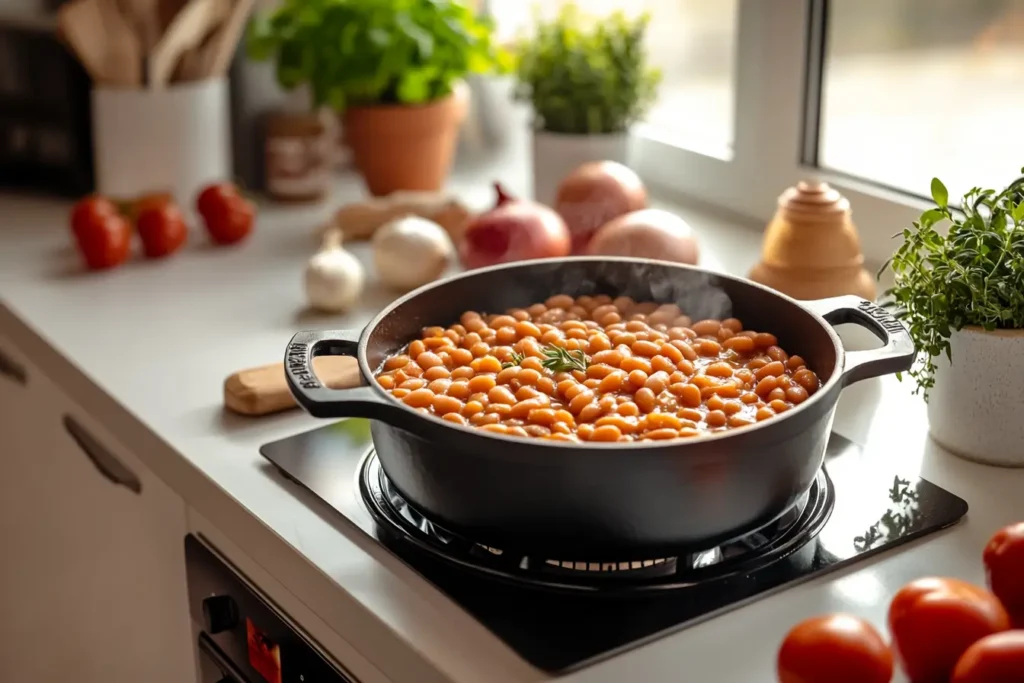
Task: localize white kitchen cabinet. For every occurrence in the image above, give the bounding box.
[0,333,195,683]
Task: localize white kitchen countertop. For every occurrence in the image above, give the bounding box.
[1,155,1022,682]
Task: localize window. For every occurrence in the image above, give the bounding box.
[488,0,739,156]
[816,0,1024,202]
[488,0,1024,265]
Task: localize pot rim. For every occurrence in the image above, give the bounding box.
[353,256,852,450]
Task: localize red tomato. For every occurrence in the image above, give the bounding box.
[202,197,255,245]
[196,182,241,219]
[777,614,894,683]
[985,523,1024,625]
[951,630,1024,683]
[70,195,118,239]
[73,212,131,270]
[136,203,188,258]
[889,577,1011,683]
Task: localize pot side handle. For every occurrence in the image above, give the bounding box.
[801,295,916,386]
[284,329,409,422]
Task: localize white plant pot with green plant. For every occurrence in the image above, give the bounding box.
[514,6,661,206]
[247,0,510,197]
[881,171,1024,467]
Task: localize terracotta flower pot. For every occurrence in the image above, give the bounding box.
[343,89,468,197]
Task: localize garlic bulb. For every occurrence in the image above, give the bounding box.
[304,230,365,313]
[372,215,454,291]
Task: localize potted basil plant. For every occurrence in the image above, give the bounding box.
[514,4,661,205]
[247,0,511,197]
[881,170,1024,467]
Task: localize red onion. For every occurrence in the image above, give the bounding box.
[459,183,571,270]
[586,209,699,264]
[555,161,647,253]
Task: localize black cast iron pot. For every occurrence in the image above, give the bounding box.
[285,258,914,558]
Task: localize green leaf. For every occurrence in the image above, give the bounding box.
[931,178,949,208]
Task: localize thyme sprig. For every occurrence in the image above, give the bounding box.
[880,170,1024,399]
[501,351,525,370]
[541,345,590,373]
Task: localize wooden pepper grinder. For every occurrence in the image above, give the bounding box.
[748,180,876,301]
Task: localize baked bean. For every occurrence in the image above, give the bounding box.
[723,335,756,353]
[423,366,450,381]
[786,386,809,404]
[568,390,596,414]
[645,371,670,394]
[488,386,517,405]
[678,407,703,422]
[433,395,464,415]
[621,356,653,374]
[635,388,657,413]
[428,378,450,394]
[706,362,733,378]
[376,298,821,441]
[706,410,727,427]
[755,361,786,380]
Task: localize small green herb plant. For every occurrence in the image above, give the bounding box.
[513,4,661,135]
[247,0,511,111]
[880,170,1024,398]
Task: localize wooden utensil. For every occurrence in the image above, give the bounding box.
[57,0,109,82]
[201,0,254,77]
[118,0,162,52]
[97,0,144,85]
[148,0,229,87]
[224,356,361,416]
[58,0,141,86]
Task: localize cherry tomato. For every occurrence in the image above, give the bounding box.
[136,202,188,258]
[196,182,241,219]
[777,614,894,683]
[984,523,1024,625]
[889,577,1011,683]
[202,196,255,245]
[72,212,131,270]
[952,630,1024,683]
[70,195,118,239]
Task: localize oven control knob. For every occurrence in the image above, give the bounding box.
[202,595,239,634]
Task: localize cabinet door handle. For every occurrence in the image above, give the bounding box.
[62,415,142,494]
[0,347,27,385]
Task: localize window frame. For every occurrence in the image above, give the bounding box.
[630,0,929,267]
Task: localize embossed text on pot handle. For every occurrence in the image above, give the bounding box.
[801,295,916,386]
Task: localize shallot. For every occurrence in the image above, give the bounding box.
[459,183,571,270]
[555,161,647,253]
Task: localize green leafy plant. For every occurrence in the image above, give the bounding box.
[513,4,661,134]
[880,170,1024,398]
[246,0,511,110]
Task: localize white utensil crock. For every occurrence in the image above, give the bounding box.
[927,327,1024,467]
[91,78,232,211]
[531,130,629,206]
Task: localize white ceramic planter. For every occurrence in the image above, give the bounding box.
[92,78,232,213]
[531,130,629,206]
[927,327,1024,467]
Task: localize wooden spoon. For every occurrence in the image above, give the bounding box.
[58,0,141,86]
[201,0,255,77]
[148,0,230,87]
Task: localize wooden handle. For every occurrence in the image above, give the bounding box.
[223,356,361,416]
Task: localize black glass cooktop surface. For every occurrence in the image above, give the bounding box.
[261,423,968,674]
